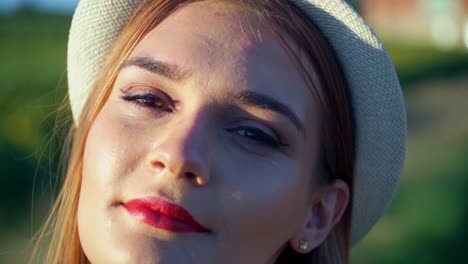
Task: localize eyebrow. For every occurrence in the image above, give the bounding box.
[121,57,305,136]
[232,90,306,136]
[120,56,191,82]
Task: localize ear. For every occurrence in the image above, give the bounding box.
[289,179,350,253]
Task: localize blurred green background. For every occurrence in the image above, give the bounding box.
[1,0,468,263]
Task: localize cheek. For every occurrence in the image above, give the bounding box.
[78,105,144,262]
[80,99,147,197]
[217,160,309,249]
[81,110,132,201]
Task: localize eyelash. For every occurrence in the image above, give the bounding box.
[120,90,288,150]
[225,126,288,150]
[120,90,175,117]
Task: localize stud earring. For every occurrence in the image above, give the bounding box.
[299,239,309,251]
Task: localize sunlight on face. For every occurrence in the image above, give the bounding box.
[78,1,322,263]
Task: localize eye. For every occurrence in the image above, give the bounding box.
[226,126,288,150]
[120,89,175,115]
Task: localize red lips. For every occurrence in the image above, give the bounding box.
[123,197,210,233]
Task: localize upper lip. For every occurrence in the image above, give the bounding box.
[123,196,210,232]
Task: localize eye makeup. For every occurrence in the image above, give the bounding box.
[119,87,176,118]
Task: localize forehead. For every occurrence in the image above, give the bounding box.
[129,0,320,133]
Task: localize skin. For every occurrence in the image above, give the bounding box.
[78,1,349,263]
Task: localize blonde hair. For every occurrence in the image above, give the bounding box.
[30,0,354,263]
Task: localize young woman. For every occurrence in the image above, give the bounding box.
[31,0,407,263]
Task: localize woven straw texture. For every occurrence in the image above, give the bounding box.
[68,0,407,245]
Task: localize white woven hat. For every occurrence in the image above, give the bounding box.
[67,0,407,245]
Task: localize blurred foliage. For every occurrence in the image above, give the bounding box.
[385,42,468,87]
[0,11,71,263]
[0,11,467,264]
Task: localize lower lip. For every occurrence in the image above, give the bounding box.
[123,203,207,233]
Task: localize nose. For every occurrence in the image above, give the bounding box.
[147,116,212,186]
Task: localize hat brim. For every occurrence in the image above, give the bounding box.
[67,0,407,245]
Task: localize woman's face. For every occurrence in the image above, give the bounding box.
[78,1,323,263]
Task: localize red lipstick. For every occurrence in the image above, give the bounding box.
[123,197,210,233]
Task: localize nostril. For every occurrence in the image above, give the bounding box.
[185,171,208,186]
[150,161,165,172]
[185,171,196,179]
